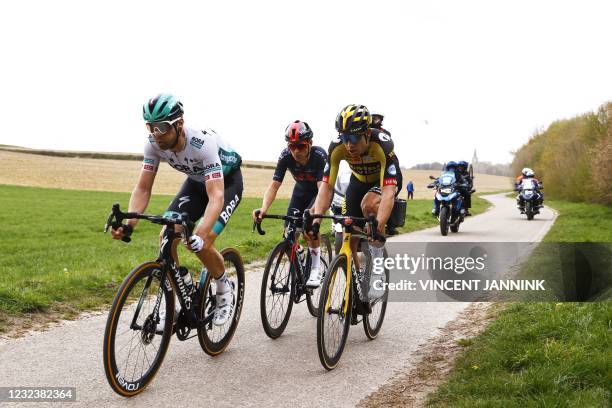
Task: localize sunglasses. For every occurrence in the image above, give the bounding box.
[339,133,364,144]
[288,142,309,151]
[145,117,181,135]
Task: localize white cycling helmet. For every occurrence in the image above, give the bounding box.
[522,167,534,177]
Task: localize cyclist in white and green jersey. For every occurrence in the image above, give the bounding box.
[110,93,242,326]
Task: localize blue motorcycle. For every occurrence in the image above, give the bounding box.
[428,171,467,236]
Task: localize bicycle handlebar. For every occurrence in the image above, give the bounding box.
[303,212,386,243]
[252,210,302,236]
[104,203,195,243]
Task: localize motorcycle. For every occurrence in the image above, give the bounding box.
[428,171,467,236]
[516,179,543,220]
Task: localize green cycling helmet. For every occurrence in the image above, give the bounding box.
[143,93,184,122]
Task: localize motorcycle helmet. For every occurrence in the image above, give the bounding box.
[445,161,458,171]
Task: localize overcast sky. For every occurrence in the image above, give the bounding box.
[1,0,610,166]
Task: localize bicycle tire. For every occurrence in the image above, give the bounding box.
[317,254,352,370]
[197,248,245,356]
[363,248,389,339]
[259,241,294,339]
[320,233,334,264]
[103,262,174,397]
[306,256,328,317]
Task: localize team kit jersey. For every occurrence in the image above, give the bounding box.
[323,129,402,221]
[323,129,401,188]
[142,127,243,234]
[272,146,328,216]
[143,127,241,182]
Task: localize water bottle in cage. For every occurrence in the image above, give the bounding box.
[178,266,194,295]
[354,264,371,302]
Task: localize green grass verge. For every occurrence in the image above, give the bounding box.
[542,200,612,242]
[0,184,291,322]
[427,302,611,407]
[396,195,490,234]
[0,184,496,331]
[426,199,612,407]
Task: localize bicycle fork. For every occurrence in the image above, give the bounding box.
[325,231,353,317]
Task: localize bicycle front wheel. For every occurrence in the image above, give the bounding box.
[317,254,352,370]
[197,248,245,356]
[103,262,174,397]
[260,241,294,339]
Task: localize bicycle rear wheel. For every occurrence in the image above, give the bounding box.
[363,248,389,339]
[197,248,245,356]
[103,262,174,397]
[320,233,333,264]
[306,256,328,317]
[317,254,352,370]
[260,241,294,339]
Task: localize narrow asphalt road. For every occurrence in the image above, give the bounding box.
[0,193,556,407]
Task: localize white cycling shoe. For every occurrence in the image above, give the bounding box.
[306,267,322,288]
[213,282,235,326]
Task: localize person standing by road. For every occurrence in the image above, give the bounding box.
[407,180,414,200]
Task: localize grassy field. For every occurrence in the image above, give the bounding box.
[0,150,512,199]
[426,199,612,407]
[0,185,291,327]
[542,200,612,242]
[0,183,496,331]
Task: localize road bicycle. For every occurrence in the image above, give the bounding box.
[102,204,245,397]
[305,213,389,370]
[253,211,332,338]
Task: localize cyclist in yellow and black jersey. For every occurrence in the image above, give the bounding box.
[323,127,401,187]
[307,104,402,287]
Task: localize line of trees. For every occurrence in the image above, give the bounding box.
[511,102,611,204]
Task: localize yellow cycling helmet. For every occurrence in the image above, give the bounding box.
[335,104,372,134]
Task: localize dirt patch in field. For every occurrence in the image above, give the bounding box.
[0,150,512,199]
[358,302,496,408]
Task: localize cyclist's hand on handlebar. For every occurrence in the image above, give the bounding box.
[365,217,385,243]
[303,210,320,239]
[111,224,133,242]
[306,222,320,240]
[252,208,266,222]
[186,235,204,253]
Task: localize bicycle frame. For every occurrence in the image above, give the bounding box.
[105,204,206,327]
[157,226,198,315]
[253,214,310,298]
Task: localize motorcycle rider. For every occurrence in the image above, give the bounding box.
[456,160,473,216]
[431,161,464,216]
[515,167,544,213]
